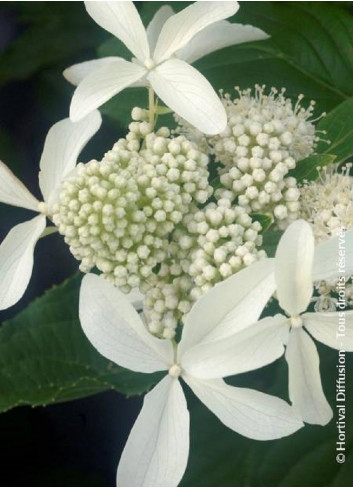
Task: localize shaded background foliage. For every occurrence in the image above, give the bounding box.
[0,1,353,486]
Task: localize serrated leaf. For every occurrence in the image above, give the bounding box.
[289,154,337,182]
[0,274,161,413]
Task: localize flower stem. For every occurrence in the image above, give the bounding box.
[148,86,155,126]
[40,226,58,239]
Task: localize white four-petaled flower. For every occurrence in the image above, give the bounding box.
[185,220,353,426]
[273,221,353,425]
[0,112,101,310]
[64,1,268,134]
[79,262,303,488]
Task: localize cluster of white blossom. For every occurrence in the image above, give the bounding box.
[300,164,353,242]
[176,85,319,229]
[300,164,353,311]
[143,193,265,338]
[51,107,269,337]
[53,116,211,293]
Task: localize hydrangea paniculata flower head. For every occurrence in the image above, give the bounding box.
[177,85,320,228]
[52,117,211,294]
[143,195,266,338]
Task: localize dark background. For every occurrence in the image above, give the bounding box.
[0,3,141,485]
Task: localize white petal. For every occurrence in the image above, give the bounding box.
[153,1,239,63]
[126,287,144,311]
[148,58,226,135]
[63,57,123,86]
[178,21,269,64]
[146,5,174,53]
[79,274,174,373]
[303,311,353,351]
[178,258,275,357]
[39,112,102,206]
[117,376,189,487]
[184,376,303,440]
[275,219,315,316]
[84,1,149,62]
[0,215,46,310]
[0,161,39,211]
[70,59,146,122]
[182,315,289,379]
[312,227,353,281]
[285,328,333,425]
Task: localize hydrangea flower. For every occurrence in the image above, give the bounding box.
[52,119,211,295]
[300,164,353,243]
[52,111,267,338]
[64,1,268,134]
[0,112,101,310]
[79,263,303,487]
[185,220,353,426]
[143,196,266,338]
[176,85,319,228]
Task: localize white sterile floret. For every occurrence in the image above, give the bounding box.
[300,164,353,311]
[0,111,101,310]
[241,220,353,426]
[142,195,266,338]
[79,271,303,487]
[176,85,320,229]
[52,113,211,293]
[64,1,270,135]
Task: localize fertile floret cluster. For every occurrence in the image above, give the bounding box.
[300,164,353,311]
[143,193,266,338]
[300,164,353,242]
[53,119,211,293]
[176,85,319,229]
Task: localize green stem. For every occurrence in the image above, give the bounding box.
[40,226,58,239]
[148,86,155,126]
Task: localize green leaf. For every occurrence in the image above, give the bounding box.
[231,2,353,103]
[289,154,337,182]
[316,97,353,163]
[251,214,274,233]
[0,274,161,413]
[261,229,282,257]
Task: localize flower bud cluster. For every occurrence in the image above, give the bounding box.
[176,85,319,229]
[300,164,353,311]
[142,193,266,338]
[52,117,211,293]
[300,164,353,242]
